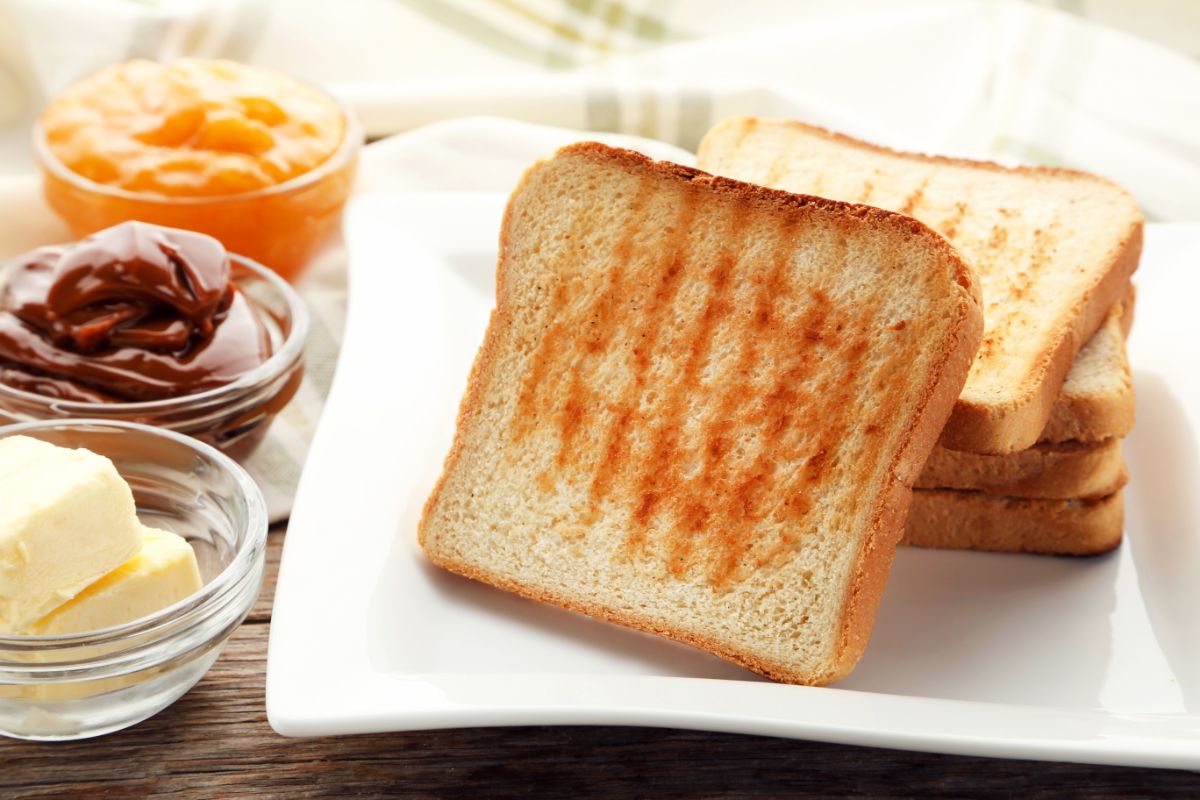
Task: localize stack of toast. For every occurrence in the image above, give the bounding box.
[421,142,983,683]
[420,123,1144,686]
[697,118,1142,556]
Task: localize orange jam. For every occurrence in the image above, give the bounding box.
[36,59,359,281]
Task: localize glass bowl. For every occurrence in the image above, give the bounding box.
[0,419,267,740]
[33,95,361,282]
[0,253,308,464]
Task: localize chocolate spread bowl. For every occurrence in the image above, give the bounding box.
[0,251,308,463]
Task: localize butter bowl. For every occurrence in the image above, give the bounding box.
[0,419,267,740]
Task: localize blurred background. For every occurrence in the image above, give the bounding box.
[1,0,1198,223]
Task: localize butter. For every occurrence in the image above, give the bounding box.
[24,527,202,636]
[0,436,142,633]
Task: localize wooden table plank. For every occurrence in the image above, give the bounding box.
[2,529,1198,798]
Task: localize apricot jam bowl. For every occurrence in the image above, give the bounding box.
[33,59,361,281]
[0,420,267,740]
[0,244,308,464]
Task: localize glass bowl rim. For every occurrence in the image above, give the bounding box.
[0,251,309,414]
[32,79,362,206]
[0,418,268,654]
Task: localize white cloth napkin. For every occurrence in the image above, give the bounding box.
[1,0,1198,520]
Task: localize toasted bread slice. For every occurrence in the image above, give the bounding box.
[903,489,1124,556]
[918,438,1126,499]
[419,142,983,685]
[1039,287,1135,444]
[697,117,1143,454]
[919,291,1134,498]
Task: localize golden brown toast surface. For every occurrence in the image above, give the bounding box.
[420,142,982,684]
[697,117,1143,454]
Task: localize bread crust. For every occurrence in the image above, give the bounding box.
[902,489,1124,556]
[1040,392,1135,444]
[832,269,982,679]
[938,224,1141,453]
[1038,287,1136,443]
[918,438,1126,499]
[420,142,983,685]
[699,116,1144,455]
[698,116,1140,185]
[421,548,838,684]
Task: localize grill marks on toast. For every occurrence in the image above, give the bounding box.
[687,220,799,568]
[896,177,930,216]
[513,181,656,449]
[513,281,570,446]
[555,370,589,469]
[622,234,767,584]
[506,183,913,589]
[935,202,968,241]
[553,196,642,469]
[1023,225,1058,297]
[715,287,835,583]
[638,255,877,589]
[586,193,699,515]
[971,217,1062,371]
[641,249,751,579]
[628,216,805,586]
[624,234,740,562]
[697,119,1142,457]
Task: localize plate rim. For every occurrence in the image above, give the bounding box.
[267,191,1200,768]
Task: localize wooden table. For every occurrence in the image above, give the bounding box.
[3,526,1198,799]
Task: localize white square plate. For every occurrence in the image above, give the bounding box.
[267,192,1200,768]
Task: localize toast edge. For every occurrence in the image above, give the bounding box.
[939,220,1141,453]
[1039,286,1137,444]
[698,115,1142,189]
[419,141,984,685]
[917,439,1128,500]
[902,489,1125,556]
[829,258,983,682]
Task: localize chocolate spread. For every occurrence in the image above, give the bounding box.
[0,221,271,402]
